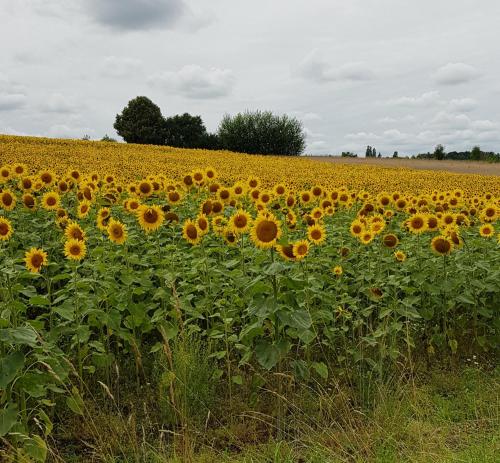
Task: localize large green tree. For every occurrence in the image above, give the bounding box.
[114,96,167,145]
[165,113,208,148]
[218,110,306,156]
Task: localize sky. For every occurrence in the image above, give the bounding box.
[1,0,500,156]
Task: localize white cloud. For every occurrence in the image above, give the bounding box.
[297,49,374,83]
[40,93,77,113]
[387,91,441,107]
[49,124,95,139]
[345,131,381,141]
[101,56,141,78]
[148,65,235,99]
[0,93,27,111]
[434,62,480,85]
[449,97,477,113]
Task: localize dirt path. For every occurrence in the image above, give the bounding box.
[308,157,500,176]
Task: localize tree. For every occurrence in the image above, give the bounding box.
[393,151,399,158]
[434,144,445,160]
[101,134,117,142]
[470,145,481,161]
[82,134,91,141]
[372,147,377,158]
[365,146,372,157]
[218,110,305,156]
[165,113,208,148]
[377,152,381,158]
[114,96,167,145]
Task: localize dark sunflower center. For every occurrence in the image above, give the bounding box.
[31,254,43,268]
[0,223,9,235]
[434,238,451,253]
[311,229,322,240]
[70,245,81,255]
[144,210,158,224]
[2,194,13,206]
[186,225,198,239]
[256,220,278,242]
[47,197,56,206]
[411,218,424,229]
[234,215,247,228]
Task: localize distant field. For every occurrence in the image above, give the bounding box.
[310,156,500,176]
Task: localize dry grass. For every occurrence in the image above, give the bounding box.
[309,156,500,176]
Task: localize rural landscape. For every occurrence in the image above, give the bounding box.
[1,1,499,462]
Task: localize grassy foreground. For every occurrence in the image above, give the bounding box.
[51,363,498,462]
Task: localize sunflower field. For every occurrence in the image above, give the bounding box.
[0,135,499,461]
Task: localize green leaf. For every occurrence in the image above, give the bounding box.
[312,361,328,379]
[0,403,18,437]
[232,375,243,385]
[0,327,38,346]
[278,309,312,330]
[23,435,48,462]
[0,351,25,389]
[66,387,84,416]
[255,341,280,370]
[29,296,50,306]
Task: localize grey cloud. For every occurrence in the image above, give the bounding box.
[101,56,142,78]
[387,91,442,107]
[40,93,77,113]
[297,50,374,83]
[148,65,235,99]
[0,94,27,111]
[448,98,477,113]
[49,124,95,138]
[434,63,480,85]
[86,0,187,30]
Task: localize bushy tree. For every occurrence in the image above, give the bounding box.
[101,134,117,142]
[114,96,167,145]
[470,145,481,161]
[434,144,445,160]
[165,113,207,148]
[218,110,305,156]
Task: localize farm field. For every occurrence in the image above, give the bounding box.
[310,156,500,176]
[0,135,499,462]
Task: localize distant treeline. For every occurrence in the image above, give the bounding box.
[415,145,500,162]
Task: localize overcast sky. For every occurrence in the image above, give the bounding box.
[1,0,500,155]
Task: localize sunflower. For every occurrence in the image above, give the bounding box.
[137,205,165,233]
[22,193,36,210]
[273,183,287,197]
[431,236,453,256]
[307,223,326,245]
[39,170,55,186]
[310,207,324,221]
[394,250,406,262]
[479,224,494,238]
[77,200,92,218]
[20,177,33,191]
[276,243,296,261]
[64,239,87,260]
[0,217,13,241]
[299,190,312,204]
[223,229,238,246]
[350,220,364,237]
[196,214,210,235]
[182,219,201,245]
[96,207,111,231]
[382,233,399,248]
[168,190,182,204]
[230,210,252,234]
[0,189,16,211]
[41,191,60,211]
[480,205,497,223]
[191,170,204,185]
[205,167,217,181]
[360,231,374,245]
[0,165,12,182]
[332,265,343,276]
[292,240,310,260]
[107,219,127,245]
[247,176,260,189]
[64,221,86,241]
[427,215,439,231]
[218,188,232,203]
[407,213,428,234]
[251,214,282,249]
[24,248,48,273]
[138,181,153,197]
[369,287,383,299]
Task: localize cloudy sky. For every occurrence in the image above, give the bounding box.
[1,0,500,155]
